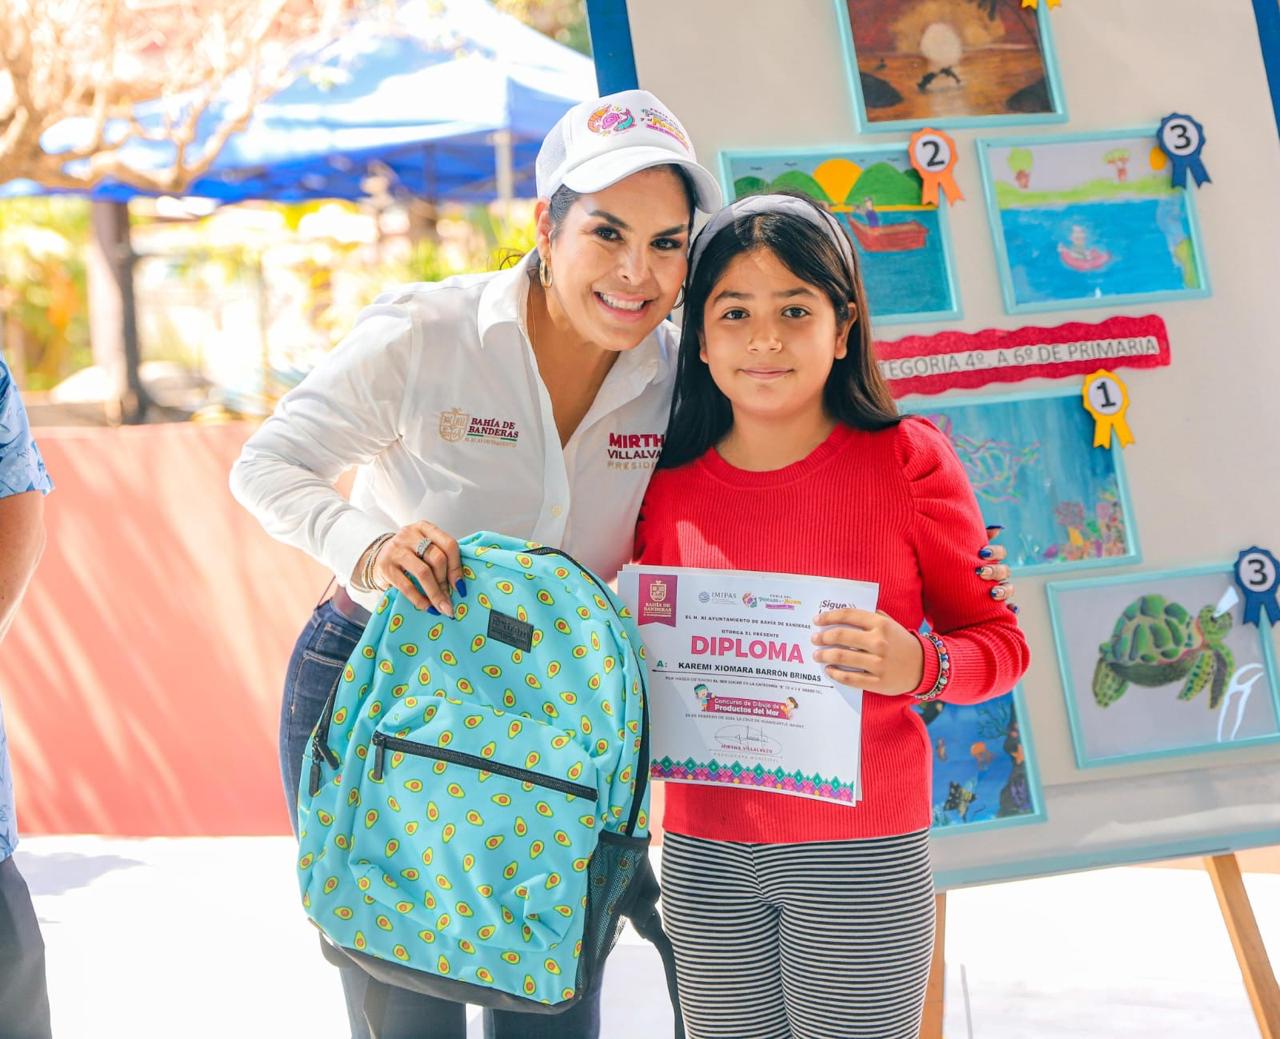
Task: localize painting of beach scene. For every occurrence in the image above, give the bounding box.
[722,147,959,324]
[980,132,1210,312]
[916,687,1043,832]
[1047,566,1280,768]
[905,390,1137,575]
[835,0,1064,130]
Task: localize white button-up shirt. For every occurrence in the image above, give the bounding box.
[230,254,677,612]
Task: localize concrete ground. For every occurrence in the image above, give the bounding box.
[18,836,1280,1038]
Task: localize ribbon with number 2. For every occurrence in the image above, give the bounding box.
[909,128,963,207]
[1082,369,1134,449]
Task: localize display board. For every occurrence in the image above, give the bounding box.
[591,0,1280,888]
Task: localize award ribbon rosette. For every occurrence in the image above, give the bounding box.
[1157,113,1211,190]
[1082,369,1135,449]
[619,564,878,806]
[909,128,963,207]
[1234,547,1280,628]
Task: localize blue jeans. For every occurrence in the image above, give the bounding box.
[280,600,602,1039]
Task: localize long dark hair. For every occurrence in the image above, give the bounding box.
[658,191,899,470]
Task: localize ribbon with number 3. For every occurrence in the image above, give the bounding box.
[1081,369,1134,449]
[909,128,963,207]
[1158,113,1211,189]
[1234,547,1280,627]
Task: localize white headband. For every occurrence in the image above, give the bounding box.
[687,193,857,285]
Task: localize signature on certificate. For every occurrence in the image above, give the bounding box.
[715,724,782,757]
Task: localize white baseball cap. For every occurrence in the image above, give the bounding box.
[535,89,722,213]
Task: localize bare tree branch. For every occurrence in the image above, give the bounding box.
[0,0,390,192]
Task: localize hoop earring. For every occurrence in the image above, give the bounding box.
[674,287,686,309]
[539,258,553,288]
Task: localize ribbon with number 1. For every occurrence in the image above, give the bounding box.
[1081,369,1134,449]
[1158,113,1211,189]
[909,128,963,207]
[1234,547,1280,627]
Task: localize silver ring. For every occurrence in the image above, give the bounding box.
[415,537,432,560]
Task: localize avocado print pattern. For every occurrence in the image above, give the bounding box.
[296,532,650,1009]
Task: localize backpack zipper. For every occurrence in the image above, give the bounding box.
[370,731,598,801]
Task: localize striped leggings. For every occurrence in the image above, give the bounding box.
[660,830,935,1039]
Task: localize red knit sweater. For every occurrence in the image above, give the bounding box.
[634,417,1031,843]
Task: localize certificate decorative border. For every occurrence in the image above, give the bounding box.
[652,757,857,803]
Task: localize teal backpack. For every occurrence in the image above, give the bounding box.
[296,532,682,1032]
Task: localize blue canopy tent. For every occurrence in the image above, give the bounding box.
[1,0,595,422]
[6,0,594,204]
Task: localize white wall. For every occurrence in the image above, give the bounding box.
[626,0,1280,883]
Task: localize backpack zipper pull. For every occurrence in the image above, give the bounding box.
[308,743,325,797]
[315,734,340,769]
[372,732,387,781]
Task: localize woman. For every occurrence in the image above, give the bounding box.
[232,88,717,1039]
[231,91,1013,1038]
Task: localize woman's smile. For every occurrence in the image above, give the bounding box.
[594,290,654,321]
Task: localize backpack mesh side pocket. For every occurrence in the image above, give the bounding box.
[578,830,653,986]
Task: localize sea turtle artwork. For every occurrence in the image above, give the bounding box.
[1092,594,1234,709]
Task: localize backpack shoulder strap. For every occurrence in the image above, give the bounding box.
[625,855,685,1039]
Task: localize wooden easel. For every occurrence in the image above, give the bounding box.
[1207,853,1280,1038]
[918,854,1280,1038]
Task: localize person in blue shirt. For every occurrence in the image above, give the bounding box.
[0,350,54,1039]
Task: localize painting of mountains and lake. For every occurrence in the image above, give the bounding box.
[722,147,959,324]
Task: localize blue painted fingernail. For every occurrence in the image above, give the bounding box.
[427,605,440,616]
[455,578,468,598]
[1010,604,1020,614]
[978,547,994,559]
[975,566,986,576]
[986,524,1005,534]
[990,587,1004,600]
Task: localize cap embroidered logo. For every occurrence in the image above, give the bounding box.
[586,105,635,136]
[640,108,689,152]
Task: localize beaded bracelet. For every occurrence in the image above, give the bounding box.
[913,631,951,703]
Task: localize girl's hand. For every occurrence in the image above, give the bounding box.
[978,525,1016,611]
[357,521,465,616]
[811,608,924,696]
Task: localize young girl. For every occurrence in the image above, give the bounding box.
[634,193,1031,1039]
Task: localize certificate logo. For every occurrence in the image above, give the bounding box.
[742,592,758,608]
[638,574,677,627]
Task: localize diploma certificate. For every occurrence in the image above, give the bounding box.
[618,565,878,806]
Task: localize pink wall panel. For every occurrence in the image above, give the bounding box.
[0,423,330,836]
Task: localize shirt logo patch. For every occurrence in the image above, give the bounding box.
[438,408,470,442]
[438,408,520,446]
[607,431,664,471]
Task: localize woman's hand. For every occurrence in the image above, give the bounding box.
[978,525,1016,611]
[356,522,465,615]
[811,609,924,696]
